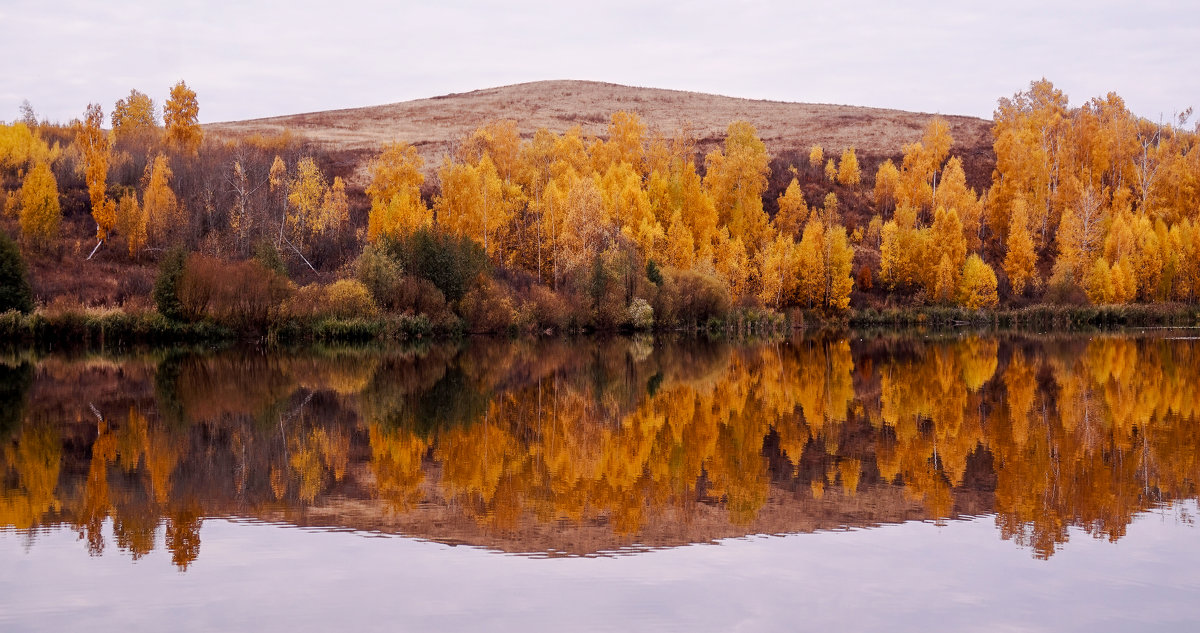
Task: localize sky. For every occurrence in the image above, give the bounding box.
[2,0,1198,125]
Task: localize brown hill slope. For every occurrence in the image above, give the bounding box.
[206,80,994,183]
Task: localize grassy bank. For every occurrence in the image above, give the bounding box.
[3,302,1197,351]
[0,308,446,350]
[847,303,1200,329]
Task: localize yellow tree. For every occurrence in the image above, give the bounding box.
[1053,176,1109,284]
[600,162,661,256]
[704,121,771,250]
[927,206,966,292]
[1003,197,1038,296]
[773,177,809,236]
[989,79,1067,249]
[74,103,116,241]
[809,145,823,169]
[435,155,517,261]
[366,142,428,242]
[820,192,839,226]
[142,154,180,245]
[0,122,57,171]
[164,80,202,154]
[874,159,900,213]
[713,231,750,300]
[665,210,696,270]
[934,156,982,250]
[959,254,998,309]
[555,177,614,284]
[933,254,957,303]
[794,221,825,307]
[837,147,861,186]
[18,161,60,249]
[286,157,328,247]
[593,111,647,175]
[115,190,147,257]
[228,160,252,251]
[757,234,796,308]
[458,119,522,182]
[896,118,954,214]
[319,176,349,239]
[821,224,855,311]
[879,205,929,290]
[1085,258,1115,304]
[269,155,287,244]
[824,158,838,182]
[111,89,158,143]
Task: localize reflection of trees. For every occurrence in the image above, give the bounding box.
[2,333,1200,565]
[0,361,33,439]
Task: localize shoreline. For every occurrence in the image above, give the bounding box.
[1,303,1198,351]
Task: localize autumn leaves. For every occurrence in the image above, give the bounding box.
[363,115,859,314]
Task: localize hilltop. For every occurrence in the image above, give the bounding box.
[206,80,995,186]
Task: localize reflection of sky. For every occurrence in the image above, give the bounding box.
[2,503,1197,632]
[1,1,1197,123]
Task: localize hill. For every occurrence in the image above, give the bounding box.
[206,80,995,186]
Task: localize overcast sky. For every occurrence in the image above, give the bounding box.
[2,0,1198,125]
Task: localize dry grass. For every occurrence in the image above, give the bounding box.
[206,80,993,183]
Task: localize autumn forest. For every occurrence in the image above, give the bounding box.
[2,79,1200,335]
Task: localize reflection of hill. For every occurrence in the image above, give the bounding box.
[2,333,1198,566]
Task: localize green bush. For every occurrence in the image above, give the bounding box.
[384,228,487,303]
[153,246,188,321]
[355,243,404,310]
[0,232,34,314]
[253,240,288,279]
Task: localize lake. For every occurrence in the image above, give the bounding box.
[2,332,1198,631]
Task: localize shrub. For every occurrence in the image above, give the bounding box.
[178,254,292,329]
[287,283,328,319]
[253,240,288,279]
[395,275,448,316]
[959,254,999,310]
[0,233,33,314]
[355,243,403,310]
[326,279,377,319]
[674,269,731,324]
[153,246,188,321]
[525,284,570,331]
[384,228,487,303]
[459,280,515,333]
[627,297,653,330]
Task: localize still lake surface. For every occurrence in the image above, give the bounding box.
[1,331,1198,631]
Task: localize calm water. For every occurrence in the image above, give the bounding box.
[1,332,1198,631]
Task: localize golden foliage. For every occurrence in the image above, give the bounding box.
[74,103,114,239]
[773,177,808,236]
[164,80,202,153]
[142,154,180,245]
[959,253,999,309]
[18,161,60,249]
[115,189,147,257]
[1003,197,1038,296]
[111,89,158,142]
[366,142,428,242]
[837,147,860,186]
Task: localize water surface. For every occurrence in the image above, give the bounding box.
[1,332,1198,630]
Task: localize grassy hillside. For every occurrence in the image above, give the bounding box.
[207,80,994,187]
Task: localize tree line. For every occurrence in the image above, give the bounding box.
[1,78,1198,329]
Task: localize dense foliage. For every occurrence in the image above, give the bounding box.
[2,78,1199,333]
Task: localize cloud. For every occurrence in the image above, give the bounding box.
[1,0,1197,124]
